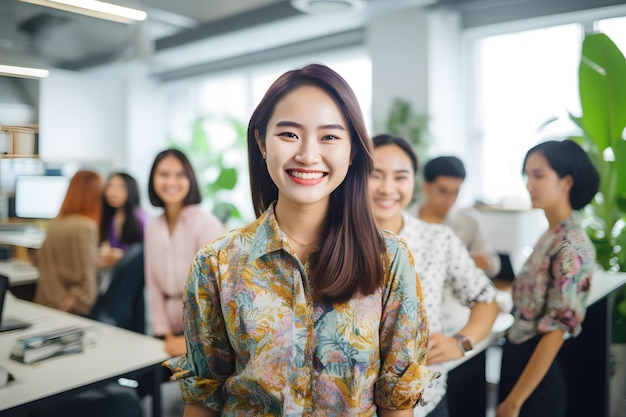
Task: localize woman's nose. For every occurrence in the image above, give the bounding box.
[295,139,321,165]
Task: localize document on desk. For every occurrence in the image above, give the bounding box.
[10,326,85,364]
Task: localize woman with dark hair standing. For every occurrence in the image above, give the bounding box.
[497,139,600,417]
[145,149,223,357]
[99,172,146,268]
[165,64,437,416]
[34,170,104,315]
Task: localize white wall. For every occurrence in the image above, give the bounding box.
[38,68,125,167]
[368,8,430,127]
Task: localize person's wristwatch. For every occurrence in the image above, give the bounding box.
[453,333,474,355]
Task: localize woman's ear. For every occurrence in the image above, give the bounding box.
[563,174,574,192]
[254,129,266,159]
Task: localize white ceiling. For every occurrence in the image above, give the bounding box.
[0,0,436,71]
[0,0,300,69]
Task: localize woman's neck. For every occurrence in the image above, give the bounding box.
[164,203,184,234]
[274,199,326,262]
[544,203,573,230]
[377,215,403,234]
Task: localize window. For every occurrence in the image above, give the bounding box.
[474,24,582,205]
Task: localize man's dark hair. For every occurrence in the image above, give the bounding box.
[423,156,466,183]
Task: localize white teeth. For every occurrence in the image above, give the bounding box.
[289,171,324,180]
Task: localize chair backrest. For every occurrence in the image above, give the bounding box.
[90,243,145,333]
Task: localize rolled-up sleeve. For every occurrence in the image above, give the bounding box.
[375,238,439,409]
[538,241,593,338]
[163,248,235,410]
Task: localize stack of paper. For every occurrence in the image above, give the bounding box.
[10,326,85,364]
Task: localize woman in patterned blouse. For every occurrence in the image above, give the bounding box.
[497,140,600,417]
[166,63,438,416]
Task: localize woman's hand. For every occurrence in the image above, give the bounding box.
[98,246,124,268]
[496,398,521,417]
[164,334,187,357]
[426,332,464,365]
[58,296,75,312]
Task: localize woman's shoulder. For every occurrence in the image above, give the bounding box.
[45,215,97,240]
[51,215,97,229]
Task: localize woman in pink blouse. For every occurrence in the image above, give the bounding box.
[497,140,600,417]
[145,149,223,357]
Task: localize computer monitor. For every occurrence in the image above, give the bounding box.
[14,175,70,219]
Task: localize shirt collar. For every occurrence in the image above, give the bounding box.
[248,203,290,261]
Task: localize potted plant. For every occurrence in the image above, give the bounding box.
[544,31,626,415]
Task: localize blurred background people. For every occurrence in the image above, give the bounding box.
[417,155,502,417]
[497,140,599,417]
[98,172,146,269]
[419,156,501,278]
[369,134,498,417]
[90,172,147,334]
[144,148,223,357]
[34,170,103,315]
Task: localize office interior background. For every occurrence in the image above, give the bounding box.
[1,0,626,226]
[1,1,626,416]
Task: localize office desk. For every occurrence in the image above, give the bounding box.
[0,295,169,417]
[0,229,46,249]
[0,228,44,288]
[0,260,39,286]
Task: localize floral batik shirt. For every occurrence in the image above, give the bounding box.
[508,213,596,344]
[165,204,438,416]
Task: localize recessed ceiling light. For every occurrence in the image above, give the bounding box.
[290,0,365,15]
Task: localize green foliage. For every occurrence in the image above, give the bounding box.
[384,98,430,158]
[545,32,626,343]
[378,98,430,203]
[168,114,248,225]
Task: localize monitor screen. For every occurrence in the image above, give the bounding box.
[14,175,70,219]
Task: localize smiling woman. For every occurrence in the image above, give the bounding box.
[144,149,223,357]
[164,63,438,417]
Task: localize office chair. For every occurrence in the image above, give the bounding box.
[90,243,145,334]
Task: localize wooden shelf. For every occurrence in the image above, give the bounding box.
[0,124,39,158]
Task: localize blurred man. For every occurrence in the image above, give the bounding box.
[418,156,501,277]
[417,155,501,417]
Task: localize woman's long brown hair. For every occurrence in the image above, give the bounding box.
[247,63,386,303]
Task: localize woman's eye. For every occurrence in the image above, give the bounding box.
[279,132,298,139]
[322,135,339,141]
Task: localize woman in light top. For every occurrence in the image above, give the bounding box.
[368,134,498,417]
[144,149,223,357]
[165,64,437,416]
[497,139,599,417]
[99,172,146,268]
[34,170,103,315]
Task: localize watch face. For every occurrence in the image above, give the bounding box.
[460,338,473,352]
[454,334,474,353]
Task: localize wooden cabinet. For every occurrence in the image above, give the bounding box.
[0,124,39,158]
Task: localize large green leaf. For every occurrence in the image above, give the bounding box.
[579,33,626,152]
[208,167,238,194]
[191,117,211,156]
